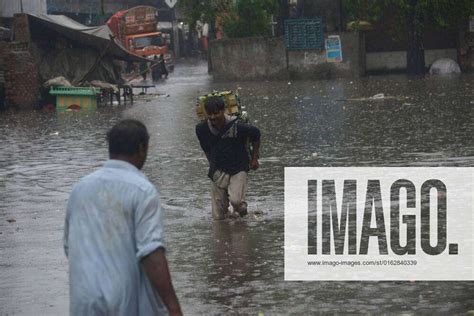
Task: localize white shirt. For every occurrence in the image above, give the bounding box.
[64,160,166,315]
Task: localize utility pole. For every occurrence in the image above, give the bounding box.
[339,0,344,31]
[269,14,277,37]
[20,0,24,13]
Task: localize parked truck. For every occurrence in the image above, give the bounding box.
[107,6,174,71]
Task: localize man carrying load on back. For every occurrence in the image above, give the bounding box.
[196,96,261,220]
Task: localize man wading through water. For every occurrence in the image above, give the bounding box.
[64,120,182,315]
[196,96,261,219]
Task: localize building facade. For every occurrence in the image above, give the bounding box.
[0,0,47,18]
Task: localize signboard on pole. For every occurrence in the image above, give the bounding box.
[325,35,343,63]
[284,18,324,51]
[165,0,178,8]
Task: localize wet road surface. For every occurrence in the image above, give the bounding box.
[0,59,473,314]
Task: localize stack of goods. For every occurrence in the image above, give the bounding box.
[196,90,248,122]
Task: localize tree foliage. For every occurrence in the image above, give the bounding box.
[178,0,279,38]
[342,0,384,24]
[343,0,473,30]
[427,0,474,29]
[343,0,473,74]
[224,0,279,38]
[178,0,232,29]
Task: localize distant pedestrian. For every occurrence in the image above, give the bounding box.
[196,96,261,219]
[159,54,168,79]
[64,119,182,315]
[125,61,133,74]
[139,55,149,80]
[152,55,161,81]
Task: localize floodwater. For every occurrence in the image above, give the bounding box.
[0,59,473,314]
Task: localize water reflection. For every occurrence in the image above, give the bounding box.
[0,61,473,314]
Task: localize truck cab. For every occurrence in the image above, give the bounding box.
[126,32,174,71]
[107,6,174,72]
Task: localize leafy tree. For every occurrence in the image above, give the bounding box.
[343,0,474,74]
[343,0,384,24]
[224,0,279,38]
[178,0,233,30]
[178,0,279,38]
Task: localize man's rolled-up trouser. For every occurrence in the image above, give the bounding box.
[210,170,248,220]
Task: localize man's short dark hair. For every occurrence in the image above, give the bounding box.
[204,96,225,114]
[106,119,149,157]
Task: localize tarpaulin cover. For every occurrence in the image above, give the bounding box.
[26,13,146,62]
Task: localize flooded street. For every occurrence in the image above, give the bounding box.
[1,59,473,314]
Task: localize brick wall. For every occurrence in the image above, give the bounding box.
[13,14,31,43]
[0,41,5,108]
[4,45,39,109]
[0,41,7,84]
[3,14,39,109]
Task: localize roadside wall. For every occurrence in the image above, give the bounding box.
[209,34,468,79]
[209,32,364,81]
[287,32,364,79]
[209,37,288,81]
[366,49,458,72]
[459,30,474,72]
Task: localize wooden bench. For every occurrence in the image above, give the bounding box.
[119,84,133,104]
[98,84,134,106]
[131,84,155,94]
